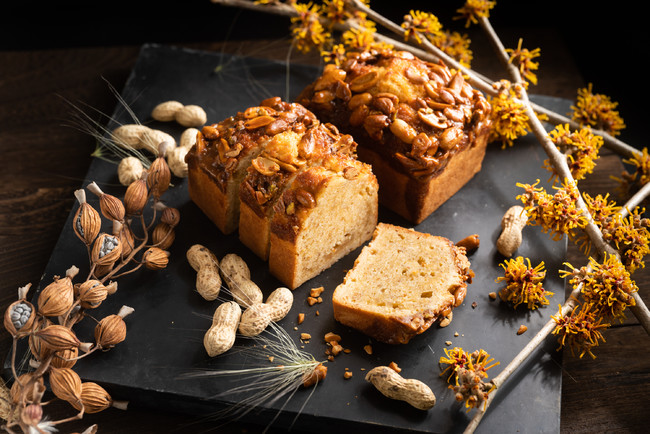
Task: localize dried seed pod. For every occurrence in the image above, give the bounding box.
[142,247,169,270]
[93,264,114,278]
[4,299,36,336]
[152,222,175,250]
[10,372,44,404]
[123,178,148,216]
[158,205,181,227]
[147,145,172,199]
[117,156,145,186]
[91,233,122,267]
[94,314,127,350]
[49,367,82,405]
[37,266,78,318]
[51,346,78,369]
[86,182,125,222]
[113,221,134,259]
[73,382,113,414]
[21,404,43,425]
[72,189,101,246]
[33,324,81,352]
[29,318,53,360]
[76,279,108,309]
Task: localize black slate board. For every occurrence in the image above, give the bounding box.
[5,44,569,434]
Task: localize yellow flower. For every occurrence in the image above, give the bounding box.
[506,38,541,86]
[615,147,650,200]
[517,179,588,242]
[487,89,530,148]
[568,255,638,321]
[544,123,603,181]
[603,209,650,274]
[341,17,391,52]
[455,0,496,28]
[322,0,348,25]
[290,2,332,53]
[571,83,625,136]
[496,256,552,309]
[439,347,499,411]
[321,43,347,66]
[551,302,609,359]
[401,10,442,44]
[430,30,473,68]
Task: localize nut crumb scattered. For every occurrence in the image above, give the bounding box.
[301,333,312,341]
[324,332,341,343]
[488,292,497,300]
[297,313,305,324]
[343,371,353,379]
[471,301,477,309]
[363,344,373,355]
[343,348,351,354]
[439,312,453,328]
[310,286,324,297]
[517,325,528,335]
[454,332,459,337]
[307,297,323,305]
[316,310,320,316]
[445,340,452,346]
[388,361,401,373]
[268,356,274,363]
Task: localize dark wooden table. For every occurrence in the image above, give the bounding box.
[1,25,648,434]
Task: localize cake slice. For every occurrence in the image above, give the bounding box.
[268,154,378,289]
[185,103,278,234]
[238,105,358,261]
[332,223,473,344]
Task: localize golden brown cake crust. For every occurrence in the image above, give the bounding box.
[186,97,379,288]
[332,223,473,344]
[268,159,378,288]
[297,49,492,223]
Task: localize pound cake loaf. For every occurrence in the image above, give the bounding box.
[297,49,492,224]
[186,97,379,289]
[332,223,473,344]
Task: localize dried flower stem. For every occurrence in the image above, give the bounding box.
[480,17,650,332]
[463,282,583,433]
[462,13,650,434]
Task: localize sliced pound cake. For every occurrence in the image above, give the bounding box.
[332,223,473,344]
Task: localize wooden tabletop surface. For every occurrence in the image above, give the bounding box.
[1,14,649,434]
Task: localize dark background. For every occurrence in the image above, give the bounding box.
[3,0,647,149]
